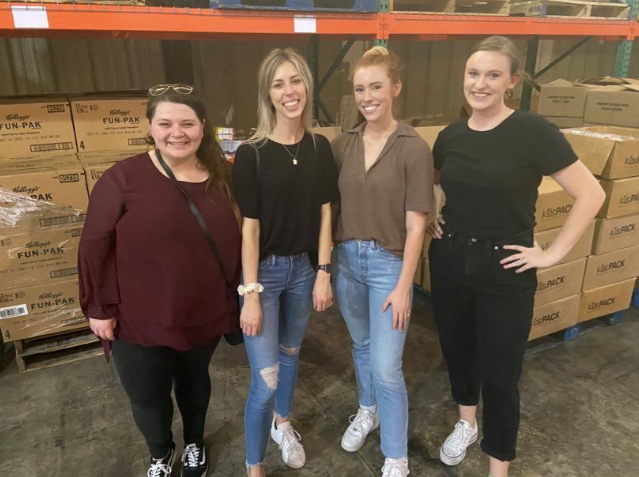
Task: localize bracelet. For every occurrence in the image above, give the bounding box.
[238,282,264,296]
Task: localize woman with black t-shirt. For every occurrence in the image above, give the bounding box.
[232,48,338,477]
[426,37,605,477]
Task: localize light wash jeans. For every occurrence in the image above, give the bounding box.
[336,240,410,459]
[243,253,315,466]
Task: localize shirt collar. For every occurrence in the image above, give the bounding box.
[346,121,418,138]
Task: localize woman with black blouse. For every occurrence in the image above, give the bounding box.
[78,86,241,477]
[427,37,605,477]
[232,48,338,477]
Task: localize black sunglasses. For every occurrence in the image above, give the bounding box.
[148,84,194,96]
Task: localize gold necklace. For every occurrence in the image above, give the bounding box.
[280,136,303,166]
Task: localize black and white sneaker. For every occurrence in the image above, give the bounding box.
[181,442,208,477]
[147,443,176,477]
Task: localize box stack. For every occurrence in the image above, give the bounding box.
[563,126,639,325]
[0,94,149,362]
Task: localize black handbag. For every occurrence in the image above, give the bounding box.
[156,150,244,346]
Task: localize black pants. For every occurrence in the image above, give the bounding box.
[112,337,220,458]
[429,227,537,462]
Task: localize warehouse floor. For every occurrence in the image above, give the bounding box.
[1,293,638,477]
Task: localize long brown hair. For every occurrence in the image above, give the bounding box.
[146,90,240,225]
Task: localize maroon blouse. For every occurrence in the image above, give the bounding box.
[78,153,241,351]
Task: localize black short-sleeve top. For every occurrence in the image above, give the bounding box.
[232,132,339,265]
[432,110,578,238]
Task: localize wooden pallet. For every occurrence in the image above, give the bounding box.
[509,0,630,19]
[14,329,102,373]
[391,0,509,15]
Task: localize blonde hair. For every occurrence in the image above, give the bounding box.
[248,48,314,144]
[469,36,521,76]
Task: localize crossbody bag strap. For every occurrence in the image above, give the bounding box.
[155,150,233,293]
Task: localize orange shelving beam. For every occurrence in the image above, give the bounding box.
[0,4,379,40]
[384,14,636,40]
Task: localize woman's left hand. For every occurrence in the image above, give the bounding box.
[382,286,411,332]
[501,242,559,272]
[313,271,333,312]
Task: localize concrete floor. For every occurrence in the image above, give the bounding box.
[1,293,638,477]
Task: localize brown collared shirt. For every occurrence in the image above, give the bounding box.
[331,121,434,255]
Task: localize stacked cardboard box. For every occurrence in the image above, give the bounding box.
[537,79,591,129]
[562,123,639,325]
[0,93,148,343]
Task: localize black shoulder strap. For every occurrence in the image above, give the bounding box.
[251,143,260,171]
[155,150,234,294]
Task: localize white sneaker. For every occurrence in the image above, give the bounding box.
[439,419,478,466]
[381,457,409,477]
[270,417,306,469]
[341,407,380,452]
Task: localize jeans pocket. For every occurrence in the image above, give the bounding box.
[375,245,402,262]
[258,256,273,271]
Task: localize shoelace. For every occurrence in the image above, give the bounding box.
[381,459,409,477]
[348,410,375,438]
[279,426,304,454]
[446,421,472,452]
[182,443,202,468]
[147,460,172,477]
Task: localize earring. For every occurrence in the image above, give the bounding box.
[504,88,514,100]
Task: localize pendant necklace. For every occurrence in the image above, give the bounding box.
[280,136,303,166]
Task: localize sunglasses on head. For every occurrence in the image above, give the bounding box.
[148,84,194,96]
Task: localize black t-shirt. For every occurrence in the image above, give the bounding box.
[433,110,578,238]
[232,132,339,265]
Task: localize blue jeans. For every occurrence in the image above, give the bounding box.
[243,253,316,466]
[336,240,410,459]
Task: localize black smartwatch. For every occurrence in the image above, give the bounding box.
[317,264,332,274]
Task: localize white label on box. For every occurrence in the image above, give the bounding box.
[11,6,49,29]
[0,304,28,320]
[294,15,316,33]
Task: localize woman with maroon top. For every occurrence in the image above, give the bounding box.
[78,85,241,477]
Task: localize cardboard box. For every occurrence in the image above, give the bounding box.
[562,126,639,179]
[538,80,589,118]
[414,125,447,149]
[582,244,639,290]
[0,226,82,290]
[599,176,639,219]
[534,220,595,265]
[0,279,86,342]
[592,214,639,255]
[584,85,639,128]
[578,278,635,323]
[423,233,432,257]
[70,97,149,152]
[81,161,116,195]
[414,258,424,285]
[310,127,342,143]
[534,258,586,307]
[0,196,85,237]
[422,258,431,292]
[0,99,76,157]
[77,149,145,164]
[529,294,580,341]
[547,117,584,129]
[0,156,88,211]
[535,177,575,232]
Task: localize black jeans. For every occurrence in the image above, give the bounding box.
[429,226,537,462]
[112,337,220,458]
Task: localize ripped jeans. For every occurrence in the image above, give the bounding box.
[243,253,316,466]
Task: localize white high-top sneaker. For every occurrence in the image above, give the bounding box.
[341,407,380,452]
